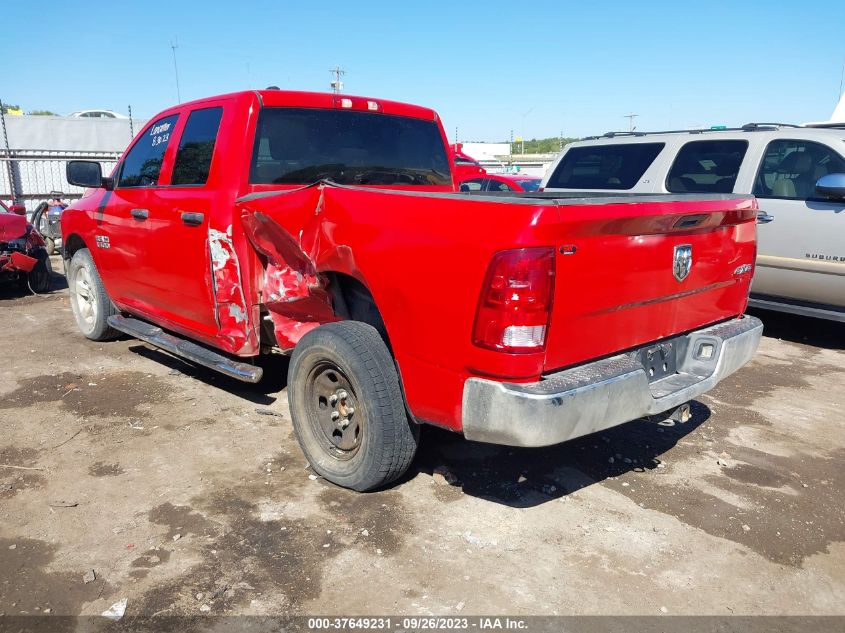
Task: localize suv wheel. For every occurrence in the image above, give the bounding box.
[68,248,119,341]
[288,321,419,491]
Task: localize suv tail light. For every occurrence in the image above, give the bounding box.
[472,247,555,353]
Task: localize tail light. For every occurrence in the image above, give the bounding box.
[472,247,555,353]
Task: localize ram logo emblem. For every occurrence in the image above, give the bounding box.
[673,244,692,282]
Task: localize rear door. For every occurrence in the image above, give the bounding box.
[750,138,845,308]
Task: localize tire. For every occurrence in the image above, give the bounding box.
[288,321,419,491]
[26,248,53,294]
[68,248,120,341]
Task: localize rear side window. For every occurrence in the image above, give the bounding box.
[546,143,664,190]
[666,140,748,193]
[460,178,485,192]
[171,107,224,186]
[118,114,179,188]
[487,179,513,192]
[250,107,451,186]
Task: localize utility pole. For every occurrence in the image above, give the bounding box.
[170,38,181,104]
[330,66,345,94]
[520,107,533,155]
[128,105,134,139]
[624,113,638,132]
[559,130,563,150]
[454,127,458,145]
[509,129,513,162]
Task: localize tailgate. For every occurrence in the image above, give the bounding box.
[543,195,757,372]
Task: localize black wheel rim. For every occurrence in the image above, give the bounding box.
[304,361,362,460]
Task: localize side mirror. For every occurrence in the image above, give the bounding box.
[9,204,26,216]
[815,173,845,200]
[67,160,113,190]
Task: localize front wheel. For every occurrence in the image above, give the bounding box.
[288,321,419,491]
[68,248,119,341]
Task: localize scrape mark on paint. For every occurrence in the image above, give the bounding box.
[208,226,254,352]
[241,211,338,350]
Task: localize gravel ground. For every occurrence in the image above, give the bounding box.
[1,260,843,619]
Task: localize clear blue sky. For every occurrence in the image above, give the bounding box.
[2,0,843,141]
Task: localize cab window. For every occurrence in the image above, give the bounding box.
[546,143,664,190]
[753,139,845,200]
[666,140,747,193]
[172,107,224,186]
[250,107,451,186]
[118,114,179,188]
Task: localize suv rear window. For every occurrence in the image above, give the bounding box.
[250,108,451,186]
[666,140,748,193]
[546,143,664,190]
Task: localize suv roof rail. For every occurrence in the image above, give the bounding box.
[599,131,647,138]
[580,122,818,141]
[803,122,845,129]
[740,122,801,130]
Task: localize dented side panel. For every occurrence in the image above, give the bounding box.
[239,187,339,351]
[208,226,256,353]
[235,183,564,429]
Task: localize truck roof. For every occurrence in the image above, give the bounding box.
[168,89,440,122]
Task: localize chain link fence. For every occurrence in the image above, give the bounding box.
[1,149,121,215]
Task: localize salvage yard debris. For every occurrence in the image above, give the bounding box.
[102,598,128,621]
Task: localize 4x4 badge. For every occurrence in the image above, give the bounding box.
[673,244,692,282]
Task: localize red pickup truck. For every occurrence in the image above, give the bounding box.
[62,89,763,491]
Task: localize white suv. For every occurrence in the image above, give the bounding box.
[541,123,845,321]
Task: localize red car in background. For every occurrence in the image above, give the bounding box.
[459,172,542,192]
[1,200,53,293]
[450,143,486,182]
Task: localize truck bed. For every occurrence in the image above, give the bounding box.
[237,183,757,429]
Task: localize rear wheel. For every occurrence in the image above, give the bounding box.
[288,321,419,491]
[68,248,119,341]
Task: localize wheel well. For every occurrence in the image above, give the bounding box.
[63,234,87,260]
[326,272,390,349]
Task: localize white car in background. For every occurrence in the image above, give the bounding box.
[68,110,128,119]
[541,121,845,322]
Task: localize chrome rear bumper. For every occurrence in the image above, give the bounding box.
[461,316,763,447]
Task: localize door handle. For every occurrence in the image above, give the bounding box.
[181,212,205,226]
[757,212,775,224]
[130,208,149,220]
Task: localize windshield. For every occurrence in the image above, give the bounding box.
[250,107,451,186]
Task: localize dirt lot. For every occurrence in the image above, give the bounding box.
[1,259,844,618]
